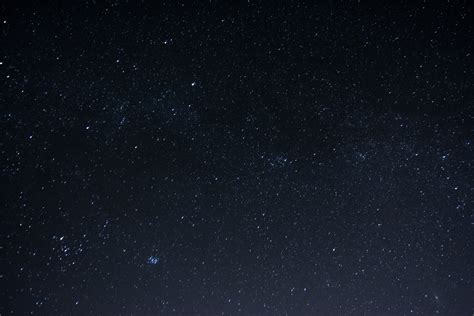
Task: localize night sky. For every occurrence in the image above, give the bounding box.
[1,1,473,315]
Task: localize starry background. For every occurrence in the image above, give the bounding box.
[1,1,473,315]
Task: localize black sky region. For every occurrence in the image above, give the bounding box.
[1,1,473,315]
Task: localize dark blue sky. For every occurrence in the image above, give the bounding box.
[1,1,472,315]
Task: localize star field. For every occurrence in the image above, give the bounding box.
[1,1,473,315]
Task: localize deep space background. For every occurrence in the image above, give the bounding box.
[1,1,473,315]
